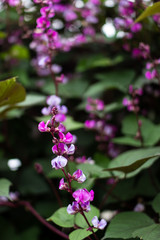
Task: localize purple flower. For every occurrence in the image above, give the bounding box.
[92,216,107,230]
[72,169,86,183]
[40,6,55,18]
[85,120,96,129]
[64,10,77,22]
[72,188,94,204]
[134,203,145,212]
[59,178,68,190]
[46,95,61,107]
[64,144,75,155]
[55,113,66,122]
[38,120,50,132]
[36,17,51,29]
[67,201,80,215]
[52,143,66,155]
[131,23,142,33]
[51,156,68,169]
[81,201,91,212]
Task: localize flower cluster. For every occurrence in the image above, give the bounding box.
[84,97,118,157]
[122,85,143,113]
[114,0,142,38]
[31,0,102,77]
[38,94,107,233]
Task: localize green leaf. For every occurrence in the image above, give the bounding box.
[0,178,12,199]
[75,205,99,228]
[105,147,160,178]
[122,115,160,147]
[9,44,30,59]
[135,2,160,22]
[112,136,141,147]
[103,212,154,239]
[77,163,111,179]
[16,94,46,107]
[47,207,74,228]
[152,193,160,214]
[132,224,160,240]
[76,55,123,72]
[84,70,135,97]
[0,78,26,107]
[64,116,84,131]
[69,228,97,240]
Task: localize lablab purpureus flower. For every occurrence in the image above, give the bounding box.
[92,216,107,230]
[72,188,94,204]
[51,156,67,169]
[72,169,86,183]
[67,201,80,215]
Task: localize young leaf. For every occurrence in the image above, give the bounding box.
[103,212,154,239]
[0,178,12,199]
[135,2,160,22]
[75,205,99,228]
[47,207,75,228]
[152,193,160,214]
[0,78,26,107]
[69,228,97,240]
[132,224,160,240]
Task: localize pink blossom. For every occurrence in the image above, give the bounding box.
[55,113,66,122]
[85,120,96,129]
[36,17,51,29]
[72,169,86,183]
[64,10,77,22]
[51,156,68,169]
[38,120,50,132]
[81,201,91,212]
[92,216,107,230]
[59,178,68,190]
[40,6,55,18]
[131,23,142,33]
[72,188,94,204]
[63,132,73,144]
[52,143,66,155]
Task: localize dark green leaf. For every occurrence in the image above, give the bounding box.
[84,70,135,97]
[122,115,160,147]
[103,212,154,239]
[47,207,74,228]
[105,147,160,178]
[132,224,160,240]
[152,193,160,214]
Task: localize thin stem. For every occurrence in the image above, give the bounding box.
[62,168,73,194]
[79,205,99,240]
[135,110,143,147]
[0,200,69,239]
[99,180,118,210]
[43,173,63,207]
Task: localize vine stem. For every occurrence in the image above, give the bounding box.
[61,169,99,240]
[79,205,99,240]
[0,200,69,239]
[99,179,118,210]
